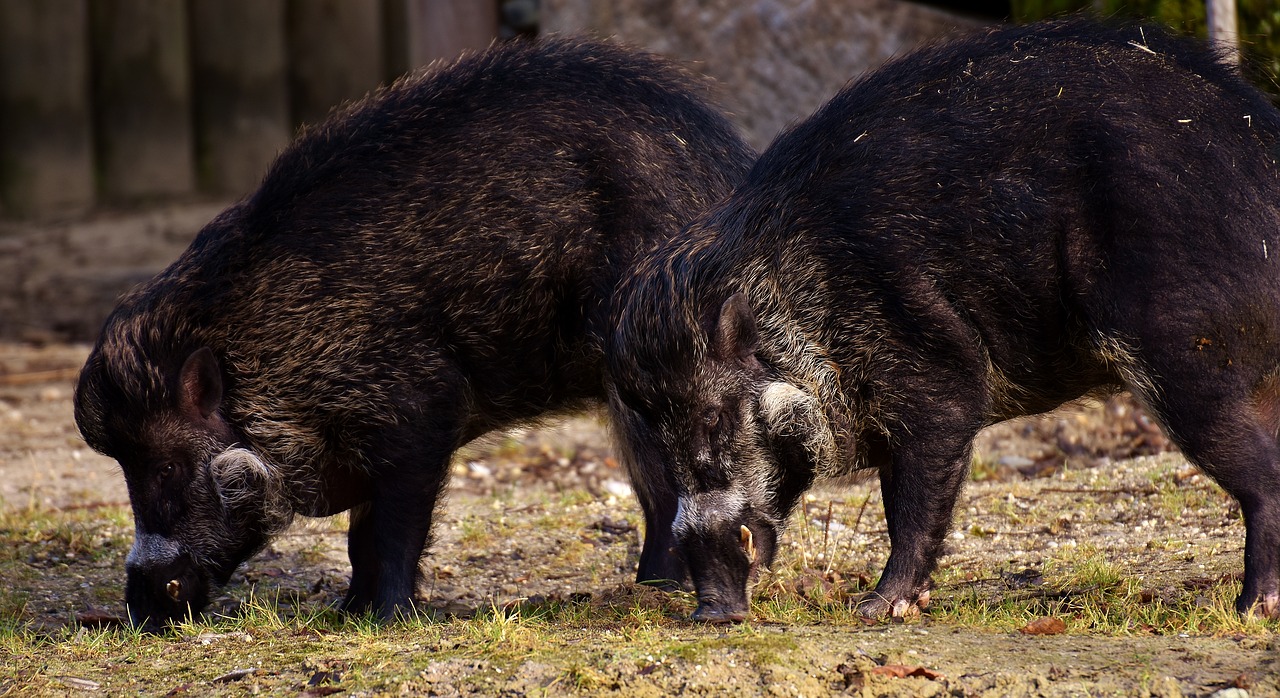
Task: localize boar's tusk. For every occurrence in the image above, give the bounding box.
[740,524,756,563]
[166,579,182,601]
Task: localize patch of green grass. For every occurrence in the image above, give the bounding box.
[556,489,597,508]
[969,454,1004,482]
[1045,544,1125,588]
[458,517,496,548]
[929,550,1278,637]
[3,476,1278,697]
[743,493,1280,638]
[458,603,551,658]
[0,503,132,566]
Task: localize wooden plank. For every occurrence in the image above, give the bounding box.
[90,0,195,202]
[189,0,292,197]
[383,0,499,80]
[1206,0,1239,66]
[0,0,95,218]
[287,0,385,128]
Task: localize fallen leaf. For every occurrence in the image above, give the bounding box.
[868,664,944,680]
[54,676,100,691]
[1020,617,1067,635]
[308,670,343,686]
[835,663,865,690]
[164,684,194,697]
[74,610,125,628]
[211,668,257,683]
[592,517,635,536]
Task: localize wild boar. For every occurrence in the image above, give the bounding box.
[609,19,1280,622]
[75,36,755,630]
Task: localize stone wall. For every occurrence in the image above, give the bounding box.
[544,0,984,150]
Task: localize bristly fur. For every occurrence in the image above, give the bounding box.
[609,18,1280,621]
[74,35,756,628]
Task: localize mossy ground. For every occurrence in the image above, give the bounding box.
[2,343,1277,696]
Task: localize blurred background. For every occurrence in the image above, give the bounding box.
[0,0,1276,342]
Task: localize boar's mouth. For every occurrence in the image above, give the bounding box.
[684,518,776,624]
[125,552,213,632]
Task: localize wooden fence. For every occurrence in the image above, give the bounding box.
[0,0,517,219]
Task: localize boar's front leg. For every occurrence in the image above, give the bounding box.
[634,477,686,590]
[341,502,378,614]
[344,412,457,621]
[610,396,689,589]
[858,379,988,619]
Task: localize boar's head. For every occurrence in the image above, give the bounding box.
[612,281,832,623]
[76,343,292,632]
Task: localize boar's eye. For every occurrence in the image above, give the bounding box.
[701,408,725,443]
[702,408,721,432]
[158,462,177,481]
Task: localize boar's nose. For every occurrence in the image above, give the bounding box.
[691,594,750,623]
[124,534,208,631]
[126,531,181,570]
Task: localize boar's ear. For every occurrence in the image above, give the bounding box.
[713,292,759,363]
[179,347,222,420]
[758,381,835,475]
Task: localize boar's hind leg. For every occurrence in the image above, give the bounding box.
[1147,385,1280,618]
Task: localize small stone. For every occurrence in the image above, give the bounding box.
[998,455,1035,468]
[602,479,632,498]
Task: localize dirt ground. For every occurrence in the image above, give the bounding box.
[2,341,1278,696]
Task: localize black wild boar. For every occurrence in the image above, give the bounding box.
[74,37,755,630]
[609,19,1280,623]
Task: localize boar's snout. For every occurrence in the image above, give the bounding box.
[686,547,753,624]
[124,536,210,632]
[680,514,776,624]
[690,593,750,624]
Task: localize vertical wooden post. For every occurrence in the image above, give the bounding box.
[90,0,195,203]
[1206,0,1239,66]
[383,0,498,81]
[0,0,94,218]
[287,0,385,129]
[188,0,292,197]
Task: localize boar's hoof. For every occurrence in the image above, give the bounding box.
[691,602,749,624]
[856,590,930,620]
[1253,592,1279,619]
[890,598,921,619]
[166,579,182,602]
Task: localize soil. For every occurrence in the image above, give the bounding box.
[2,341,1278,696]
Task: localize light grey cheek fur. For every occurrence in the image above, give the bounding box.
[209,447,294,536]
[758,381,839,478]
[673,488,748,539]
[127,532,181,568]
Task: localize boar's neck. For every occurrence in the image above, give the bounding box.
[297,461,372,517]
